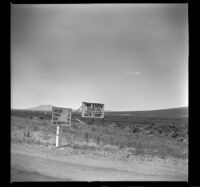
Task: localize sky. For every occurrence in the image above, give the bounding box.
[11,4,188,111]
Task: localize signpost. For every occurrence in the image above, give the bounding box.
[51,103,104,147]
[51,106,72,147]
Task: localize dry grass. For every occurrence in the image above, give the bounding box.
[11,116,188,160]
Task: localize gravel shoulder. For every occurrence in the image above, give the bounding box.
[11,143,188,182]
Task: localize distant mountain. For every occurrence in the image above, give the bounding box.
[27,105,53,111]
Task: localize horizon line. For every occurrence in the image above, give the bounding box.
[11,105,188,112]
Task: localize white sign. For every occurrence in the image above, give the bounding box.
[52,107,72,126]
[81,102,104,118]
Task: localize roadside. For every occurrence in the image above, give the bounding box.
[11,143,188,181]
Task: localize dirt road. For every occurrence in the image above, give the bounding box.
[11,144,188,181]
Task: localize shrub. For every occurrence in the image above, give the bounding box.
[172,132,178,138]
[84,132,90,142]
[35,140,41,145]
[33,126,39,131]
[91,126,95,131]
[95,135,101,144]
[131,127,137,133]
[119,142,125,149]
[72,123,79,129]
[45,142,49,147]
[134,148,144,155]
[23,131,31,138]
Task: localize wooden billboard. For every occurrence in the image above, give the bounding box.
[81,102,104,118]
[52,106,72,126]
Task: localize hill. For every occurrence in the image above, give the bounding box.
[13,106,188,119]
[25,105,188,117]
[106,107,188,118]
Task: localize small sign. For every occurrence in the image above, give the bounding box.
[52,107,72,126]
[81,102,104,118]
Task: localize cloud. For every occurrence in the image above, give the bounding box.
[124,70,133,75]
[133,71,141,75]
[124,70,141,76]
[147,20,154,24]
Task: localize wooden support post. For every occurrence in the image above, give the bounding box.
[56,126,62,147]
[102,118,104,126]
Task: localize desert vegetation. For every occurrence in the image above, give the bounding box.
[11,108,188,160]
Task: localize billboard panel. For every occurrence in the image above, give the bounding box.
[81,102,104,118]
[52,107,72,126]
